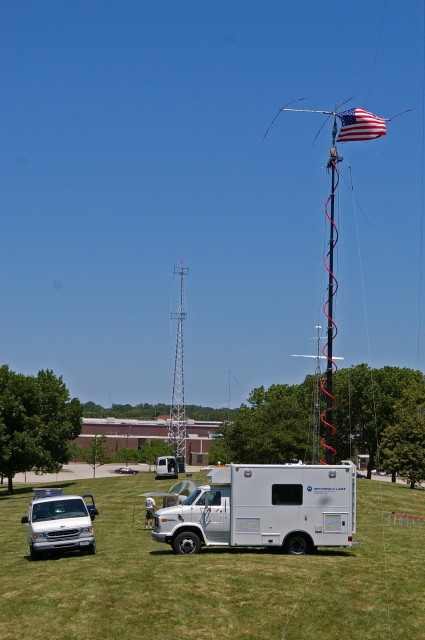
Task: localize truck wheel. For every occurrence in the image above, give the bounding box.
[172,531,201,555]
[284,533,311,555]
[87,543,96,555]
[30,545,40,561]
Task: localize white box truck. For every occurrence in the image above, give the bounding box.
[21,488,99,560]
[151,461,357,554]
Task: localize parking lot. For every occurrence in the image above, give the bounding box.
[11,463,202,484]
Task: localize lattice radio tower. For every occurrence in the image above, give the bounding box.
[168,262,189,457]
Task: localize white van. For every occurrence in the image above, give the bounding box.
[21,488,99,560]
[155,456,178,480]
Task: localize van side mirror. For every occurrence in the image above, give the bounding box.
[21,516,28,524]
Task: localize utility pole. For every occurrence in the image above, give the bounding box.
[168,262,189,459]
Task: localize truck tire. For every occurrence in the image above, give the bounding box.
[284,533,311,555]
[172,531,201,555]
[87,543,96,555]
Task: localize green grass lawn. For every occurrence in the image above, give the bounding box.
[1,472,425,640]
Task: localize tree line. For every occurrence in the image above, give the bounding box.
[208,364,425,488]
[82,401,238,422]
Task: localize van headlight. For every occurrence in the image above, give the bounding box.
[81,527,93,535]
[32,532,46,540]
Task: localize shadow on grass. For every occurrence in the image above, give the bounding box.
[0,481,78,500]
[150,546,355,557]
[149,547,356,558]
[22,549,91,563]
[314,549,355,557]
[149,547,270,556]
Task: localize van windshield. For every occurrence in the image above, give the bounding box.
[32,499,88,521]
[182,489,202,505]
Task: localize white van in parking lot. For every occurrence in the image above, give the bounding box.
[21,488,99,560]
[155,456,178,480]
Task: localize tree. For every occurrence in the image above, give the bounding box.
[77,435,110,478]
[222,384,310,464]
[35,369,82,472]
[207,437,230,464]
[381,381,425,488]
[113,447,142,466]
[139,441,173,469]
[0,366,82,494]
[329,365,425,477]
[81,401,104,417]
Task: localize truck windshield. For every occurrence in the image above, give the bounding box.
[32,499,88,521]
[182,489,202,505]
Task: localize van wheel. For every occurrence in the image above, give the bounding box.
[284,533,311,555]
[87,543,96,555]
[172,531,201,555]
[30,545,40,561]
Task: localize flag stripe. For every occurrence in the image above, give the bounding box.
[339,126,386,133]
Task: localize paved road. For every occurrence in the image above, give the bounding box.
[10,465,416,487]
[359,473,419,486]
[12,463,204,485]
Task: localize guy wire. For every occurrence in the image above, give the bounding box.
[416,0,425,369]
[346,160,392,638]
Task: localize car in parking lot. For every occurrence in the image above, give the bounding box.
[114,467,140,475]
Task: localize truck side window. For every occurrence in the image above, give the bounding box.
[272,484,303,505]
[183,489,202,505]
[197,491,221,506]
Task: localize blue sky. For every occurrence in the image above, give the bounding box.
[1,1,424,409]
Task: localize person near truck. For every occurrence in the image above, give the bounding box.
[145,496,157,529]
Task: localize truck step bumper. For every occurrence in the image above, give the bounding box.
[151,531,167,544]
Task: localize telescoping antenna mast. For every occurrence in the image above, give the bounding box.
[322,114,343,464]
[266,99,344,463]
[168,262,189,458]
[268,99,393,462]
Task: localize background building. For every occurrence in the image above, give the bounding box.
[75,417,223,466]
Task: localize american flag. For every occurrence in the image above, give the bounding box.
[336,107,387,142]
